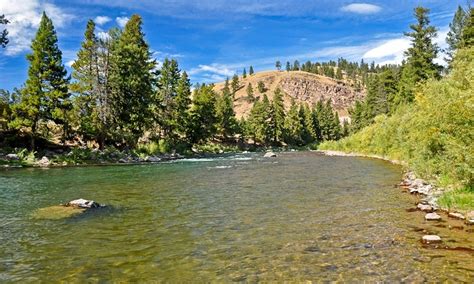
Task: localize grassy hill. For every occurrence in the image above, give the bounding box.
[213,70,365,121]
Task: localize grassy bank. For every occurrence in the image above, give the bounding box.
[320,48,474,211]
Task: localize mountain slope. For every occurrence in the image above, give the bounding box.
[213,70,365,120]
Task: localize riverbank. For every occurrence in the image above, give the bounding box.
[317,149,474,222]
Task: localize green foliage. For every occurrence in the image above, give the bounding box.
[175,71,192,138]
[247,94,272,144]
[188,84,218,143]
[216,82,237,139]
[257,81,266,93]
[242,68,247,78]
[108,14,154,147]
[246,83,255,102]
[275,61,281,71]
[231,74,240,94]
[461,8,474,48]
[284,100,303,145]
[446,6,468,66]
[438,187,474,212]
[321,47,474,193]
[249,66,254,75]
[270,88,285,143]
[9,12,70,149]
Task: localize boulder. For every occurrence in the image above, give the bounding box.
[264,152,277,158]
[448,212,465,220]
[6,153,19,161]
[66,198,102,209]
[422,235,442,244]
[147,156,161,162]
[425,212,441,221]
[417,203,433,212]
[37,156,50,167]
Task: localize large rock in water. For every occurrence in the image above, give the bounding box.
[425,212,441,221]
[422,235,442,244]
[32,199,104,220]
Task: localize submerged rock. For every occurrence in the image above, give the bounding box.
[422,235,442,244]
[264,152,277,158]
[425,212,441,221]
[32,199,104,220]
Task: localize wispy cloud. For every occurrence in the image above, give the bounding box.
[0,0,73,56]
[341,3,382,15]
[115,16,129,28]
[94,16,111,25]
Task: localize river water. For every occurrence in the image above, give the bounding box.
[0,152,472,282]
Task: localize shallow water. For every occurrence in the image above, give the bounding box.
[0,152,473,282]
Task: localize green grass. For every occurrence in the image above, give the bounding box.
[438,187,474,212]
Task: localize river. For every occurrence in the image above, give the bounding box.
[0,151,472,282]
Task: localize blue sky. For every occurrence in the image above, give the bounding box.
[0,0,467,91]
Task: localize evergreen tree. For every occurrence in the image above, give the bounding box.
[446,6,467,66]
[0,14,8,48]
[286,61,291,72]
[156,58,181,138]
[247,95,271,144]
[293,60,300,71]
[175,71,192,139]
[270,88,285,143]
[246,83,255,102]
[336,68,343,80]
[397,6,441,104]
[108,14,154,147]
[257,81,266,93]
[284,99,302,145]
[249,65,254,75]
[216,80,237,139]
[243,68,247,78]
[71,19,101,145]
[10,12,70,149]
[188,84,217,143]
[461,7,474,48]
[300,104,315,144]
[231,74,240,94]
[275,60,282,71]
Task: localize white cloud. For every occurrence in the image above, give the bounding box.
[341,3,382,15]
[97,31,111,40]
[66,60,75,67]
[189,64,235,77]
[94,16,111,25]
[0,0,72,56]
[116,16,129,28]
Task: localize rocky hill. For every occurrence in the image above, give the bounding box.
[213,70,365,121]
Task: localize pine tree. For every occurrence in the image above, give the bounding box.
[10,12,70,149]
[231,74,240,94]
[446,6,467,66]
[286,61,291,72]
[0,14,8,48]
[175,71,192,139]
[247,95,271,144]
[300,104,315,144]
[188,84,217,143]
[293,60,300,71]
[243,68,247,78]
[108,14,154,147]
[270,88,285,143]
[156,58,181,138]
[284,99,302,145]
[275,60,282,71]
[71,19,101,145]
[249,66,254,75]
[246,83,255,102]
[461,8,474,48]
[397,6,441,104]
[216,80,237,139]
[336,68,343,80]
[257,81,266,93]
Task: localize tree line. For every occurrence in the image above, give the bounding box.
[0,13,344,152]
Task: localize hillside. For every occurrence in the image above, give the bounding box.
[213,70,365,120]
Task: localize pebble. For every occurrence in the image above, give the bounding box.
[422,235,442,244]
[417,203,432,212]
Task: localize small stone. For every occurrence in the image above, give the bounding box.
[118,158,127,163]
[147,156,161,162]
[6,153,19,160]
[466,211,474,220]
[417,203,433,212]
[264,152,277,158]
[448,212,465,220]
[37,156,50,167]
[466,219,474,225]
[425,212,441,221]
[422,235,442,244]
